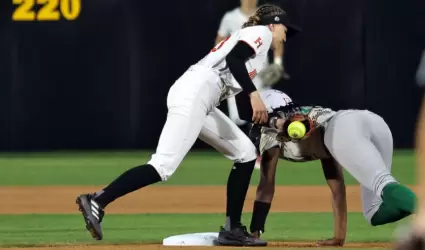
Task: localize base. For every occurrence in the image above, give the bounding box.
[162,232,219,246]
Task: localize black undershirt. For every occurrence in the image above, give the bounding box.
[225,41,257,122]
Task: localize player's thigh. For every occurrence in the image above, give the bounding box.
[360,185,382,224]
[148,72,220,180]
[324,111,392,194]
[167,67,221,112]
[367,113,394,170]
[324,112,367,166]
[199,108,257,163]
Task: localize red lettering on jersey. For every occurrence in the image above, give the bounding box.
[212,36,231,52]
[248,69,257,79]
[254,37,263,48]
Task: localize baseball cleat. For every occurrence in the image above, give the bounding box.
[76,194,104,240]
[215,225,267,246]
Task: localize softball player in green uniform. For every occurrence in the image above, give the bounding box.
[246,89,417,246]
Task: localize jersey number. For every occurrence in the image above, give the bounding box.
[211,36,230,52]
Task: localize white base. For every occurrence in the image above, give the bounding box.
[162,232,219,246]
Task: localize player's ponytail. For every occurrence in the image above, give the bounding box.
[242,15,261,28]
[242,4,286,28]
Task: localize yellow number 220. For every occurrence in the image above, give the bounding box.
[12,0,81,21]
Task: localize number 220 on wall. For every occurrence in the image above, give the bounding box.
[13,0,81,21]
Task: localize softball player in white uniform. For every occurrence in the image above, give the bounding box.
[76,4,300,247]
[216,0,289,168]
[246,90,416,246]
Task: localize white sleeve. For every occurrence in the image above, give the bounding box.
[237,26,272,55]
[217,13,231,38]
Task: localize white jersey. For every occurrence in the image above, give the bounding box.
[196,26,272,100]
[217,8,249,38]
[216,7,268,90]
[258,90,335,162]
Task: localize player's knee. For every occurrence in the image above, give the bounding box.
[147,158,179,181]
[149,164,176,181]
[235,140,257,163]
[364,212,376,226]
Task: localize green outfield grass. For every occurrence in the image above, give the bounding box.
[0,150,416,186]
[0,150,415,248]
[0,213,408,247]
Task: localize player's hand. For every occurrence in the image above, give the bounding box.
[316,238,345,247]
[249,91,268,124]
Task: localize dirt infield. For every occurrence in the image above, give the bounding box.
[4,242,395,250]
[0,185,402,249]
[0,185,372,214]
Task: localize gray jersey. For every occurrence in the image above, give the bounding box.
[259,90,336,162]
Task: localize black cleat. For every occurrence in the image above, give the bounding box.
[215,225,267,246]
[76,194,104,240]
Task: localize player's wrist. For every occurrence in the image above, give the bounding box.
[334,232,346,241]
[249,90,260,97]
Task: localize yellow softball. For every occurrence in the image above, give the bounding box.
[287,121,306,139]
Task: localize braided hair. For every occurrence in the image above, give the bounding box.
[242,4,286,28]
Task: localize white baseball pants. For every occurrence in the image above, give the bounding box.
[148,66,257,181]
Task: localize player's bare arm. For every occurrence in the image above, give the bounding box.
[318,158,347,246]
[273,42,284,65]
[250,146,281,238]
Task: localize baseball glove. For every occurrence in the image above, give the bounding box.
[258,63,283,86]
